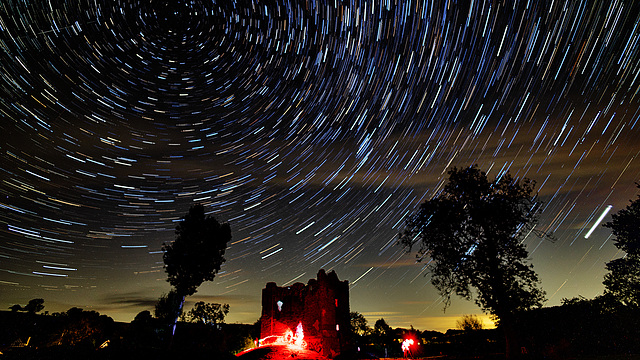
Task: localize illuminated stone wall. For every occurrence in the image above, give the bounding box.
[260,269,350,358]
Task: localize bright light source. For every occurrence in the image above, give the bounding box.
[584,205,612,239]
[259,322,307,350]
[402,338,415,356]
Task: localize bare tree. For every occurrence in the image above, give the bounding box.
[456,314,483,331]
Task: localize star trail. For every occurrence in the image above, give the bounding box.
[1,0,640,331]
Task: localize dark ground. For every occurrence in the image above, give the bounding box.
[2,308,640,360]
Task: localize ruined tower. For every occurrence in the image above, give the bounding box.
[260,269,350,358]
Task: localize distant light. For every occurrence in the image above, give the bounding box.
[584,205,612,239]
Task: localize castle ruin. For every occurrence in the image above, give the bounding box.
[260,269,350,358]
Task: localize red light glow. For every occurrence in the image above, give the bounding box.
[259,321,307,350]
[402,338,414,357]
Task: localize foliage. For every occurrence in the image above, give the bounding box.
[456,314,483,331]
[186,301,229,325]
[359,318,395,356]
[24,298,45,313]
[155,290,183,324]
[217,323,260,355]
[47,307,114,348]
[129,310,163,349]
[8,298,44,313]
[161,204,231,343]
[399,166,546,358]
[603,255,640,307]
[373,318,392,337]
[0,307,250,358]
[350,311,371,336]
[163,204,232,298]
[399,166,546,317]
[603,185,640,308]
[132,310,154,325]
[603,185,640,255]
[514,296,640,357]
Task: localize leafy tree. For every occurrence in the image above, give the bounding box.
[162,204,231,338]
[602,256,640,307]
[350,311,371,336]
[373,318,392,337]
[130,310,161,348]
[399,166,546,359]
[8,298,44,313]
[24,298,45,313]
[49,307,114,347]
[603,185,640,308]
[456,314,483,331]
[154,290,183,325]
[132,310,154,325]
[372,318,394,356]
[186,301,229,325]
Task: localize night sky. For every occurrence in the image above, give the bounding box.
[1,0,640,332]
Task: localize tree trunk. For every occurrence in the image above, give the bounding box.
[168,295,186,349]
[484,238,522,359]
[501,315,521,360]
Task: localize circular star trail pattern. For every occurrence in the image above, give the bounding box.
[1,1,640,327]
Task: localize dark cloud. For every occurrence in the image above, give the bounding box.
[101,291,159,309]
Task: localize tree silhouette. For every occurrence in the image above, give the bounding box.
[456,314,483,331]
[603,184,640,308]
[9,298,44,313]
[162,204,231,339]
[373,318,391,336]
[154,290,183,325]
[131,310,161,347]
[133,310,154,325]
[371,318,393,356]
[185,301,229,325]
[399,166,546,359]
[24,298,45,314]
[45,307,114,347]
[350,311,370,336]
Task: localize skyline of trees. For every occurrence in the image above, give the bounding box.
[8,298,45,314]
[2,175,638,358]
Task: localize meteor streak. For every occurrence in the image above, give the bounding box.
[584,205,613,239]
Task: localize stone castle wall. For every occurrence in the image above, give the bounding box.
[260,269,350,358]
